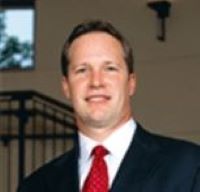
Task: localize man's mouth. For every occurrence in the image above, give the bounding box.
[85,95,111,102]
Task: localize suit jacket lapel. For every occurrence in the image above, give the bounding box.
[110,124,162,192]
[54,124,163,192]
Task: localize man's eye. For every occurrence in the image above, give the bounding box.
[75,68,87,74]
[106,66,118,71]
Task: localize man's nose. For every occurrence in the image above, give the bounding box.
[89,70,104,88]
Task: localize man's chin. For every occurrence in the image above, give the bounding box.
[85,117,111,128]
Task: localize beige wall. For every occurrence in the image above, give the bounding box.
[1,0,200,143]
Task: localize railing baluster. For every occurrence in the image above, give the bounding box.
[18,99,27,185]
[42,103,47,163]
[62,114,67,152]
[31,100,37,172]
[7,101,12,192]
[52,109,56,157]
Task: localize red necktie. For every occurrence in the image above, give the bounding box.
[82,145,109,192]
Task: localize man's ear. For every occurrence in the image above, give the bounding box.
[128,73,137,96]
[62,77,71,100]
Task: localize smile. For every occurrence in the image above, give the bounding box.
[85,95,111,102]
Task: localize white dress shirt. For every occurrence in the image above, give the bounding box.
[78,119,136,190]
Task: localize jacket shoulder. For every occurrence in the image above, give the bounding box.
[136,124,200,163]
[17,148,77,192]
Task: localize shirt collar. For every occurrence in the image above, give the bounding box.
[79,132,98,162]
[79,119,136,162]
[103,119,136,159]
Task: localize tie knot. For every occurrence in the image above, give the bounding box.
[92,145,108,158]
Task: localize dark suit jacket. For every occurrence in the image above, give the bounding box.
[17,124,200,192]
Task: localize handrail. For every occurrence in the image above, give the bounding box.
[0,90,74,112]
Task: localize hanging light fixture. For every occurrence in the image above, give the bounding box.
[147,0,172,41]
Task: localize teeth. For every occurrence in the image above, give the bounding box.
[86,95,110,101]
[90,97,105,101]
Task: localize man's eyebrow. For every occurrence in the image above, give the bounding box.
[70,62,88,69]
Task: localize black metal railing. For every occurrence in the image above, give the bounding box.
[0,90,76,192]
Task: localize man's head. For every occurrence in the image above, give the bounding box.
[61,20,134,77]
[61,20,136,141]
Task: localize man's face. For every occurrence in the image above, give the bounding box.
[62,32,136,137]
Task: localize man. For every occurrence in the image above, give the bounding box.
[18,20,200,192]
